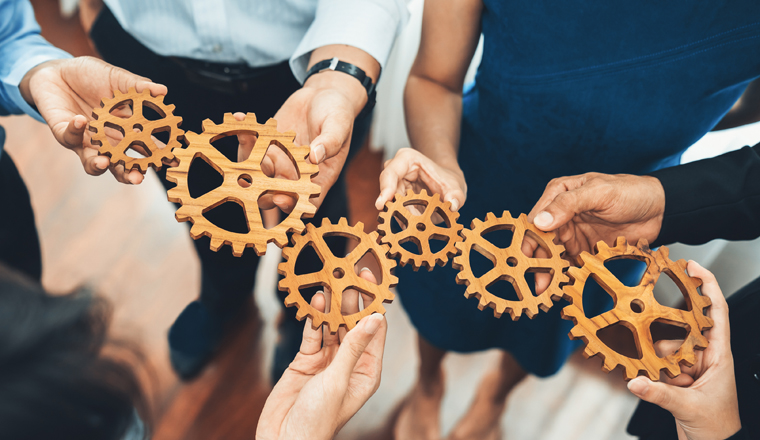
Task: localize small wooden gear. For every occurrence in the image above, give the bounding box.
[90,88,184,172]
[377,189,464,270]
[452,211,570,320]
[278,218,398,333]
[166,113,320,256]
[561,237,713,381]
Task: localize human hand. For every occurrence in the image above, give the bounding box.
[375,148,467,214]
[626,261,741,440]
[526,172,666,257]
[19,56,168,185]
[256,269,388,440]
[238,70,364,212]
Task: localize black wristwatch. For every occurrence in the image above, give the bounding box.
[304,57,377,118]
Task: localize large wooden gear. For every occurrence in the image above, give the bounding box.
[90,88,184,172]
[377,189,463,270]
[452,211,570,320]
[561,237,713,381]
[278,218,398,333]
[166,113,320,256]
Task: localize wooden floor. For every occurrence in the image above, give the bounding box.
[0,2,679,439]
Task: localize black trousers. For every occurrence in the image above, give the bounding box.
[627,275,760,439]
[90,7,368,319]
[0,127,42,283]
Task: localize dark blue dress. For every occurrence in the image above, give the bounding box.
[398,1,760,377]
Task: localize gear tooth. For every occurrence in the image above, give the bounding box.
[223,113,236,123]
[595,240,609,254]
[502,210,514,221]
[320,217,332,227]
[231,242,246,257]
[338,217,348,226]
[209,237,224,252]
[166,104,176,112]
[295,308,309,321]
[266,117,277,127]
[201,118,216,133]
[637,237,651,250]
[486,212,496,221]
[583,345,597,358]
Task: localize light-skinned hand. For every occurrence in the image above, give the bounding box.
[627,261,741,440]
[19,56,168,185]
[527,172,666,257]
[375,147,467,213]
[256,268,387,440]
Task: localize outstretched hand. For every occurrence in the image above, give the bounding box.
[626,261,741,440]
[20,56,168,185]
[527,172,666,257]
[257,268,387,440]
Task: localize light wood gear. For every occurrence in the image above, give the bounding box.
[166,113,320,256]
[377,189,464,271]
[278,218,398,333]
[561,237,713,381]
[90,88,184,172]
[452,211,570,320]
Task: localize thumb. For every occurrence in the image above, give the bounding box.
[59,114,88,150]
[309,112,352,164]
[627,377,690,417]
[533,187,597,231]
[325,314,384,382]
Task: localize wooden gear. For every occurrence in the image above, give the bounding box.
[90,88,184,172]
[278,218,398,333]
[561,237,713,381]
[377,189,464,270]
[166,113,320,256]
[452,211,570,320]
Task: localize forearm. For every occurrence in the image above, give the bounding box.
[404,73,463,172]
[650,142,760,246]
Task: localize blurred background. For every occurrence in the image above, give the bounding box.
[6,1,760,439]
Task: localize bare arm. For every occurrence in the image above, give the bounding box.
[405,0,482,167]
[376,0,483,210]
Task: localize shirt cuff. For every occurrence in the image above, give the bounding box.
[289,0,407,84]
[1,50,71,122]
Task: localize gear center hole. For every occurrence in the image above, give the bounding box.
[238,174,253,188]
[507,257,518,267]
[133,123,143,133]
[333,268,345,279]
[416,222,426,232]
[630,299,645,313]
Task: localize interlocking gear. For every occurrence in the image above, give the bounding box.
[452,211,570,320]
[90,88,184,172]
[279,218,398,333]
[166,113,320,256]
[561,237,713,381]
[377,189,463,270]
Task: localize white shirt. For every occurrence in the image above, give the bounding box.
[103,0,408,83]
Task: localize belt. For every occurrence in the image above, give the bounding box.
[170,57,291,95]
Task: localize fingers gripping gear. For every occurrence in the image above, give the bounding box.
[377,189,464,270]
[452,212,570,320]
[90,88,184,172]
[166,113,321,256]
[561,237,713,381]
[278,218,398,333]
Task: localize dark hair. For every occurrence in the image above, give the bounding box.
[0,264,149,440]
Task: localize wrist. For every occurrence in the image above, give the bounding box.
[303,70,368,116]
[19,60,56,108]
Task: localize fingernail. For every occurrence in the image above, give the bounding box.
[449,199,460,212]
[363,313,383,335]
[74,118,85,130]
[375,195,384,208]
[313,144,326,163]
[535,211,554,228]
[360,267,371,273]
[627,377,649,396]
[95,159,107,170]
